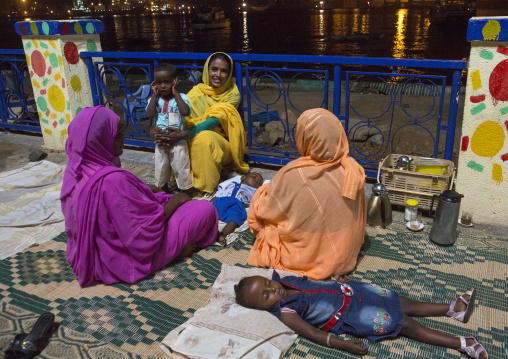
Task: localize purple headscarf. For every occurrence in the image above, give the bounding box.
[61,106,218,287]
[61,106,120,201]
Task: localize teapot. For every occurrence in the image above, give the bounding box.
[396,156,413,170]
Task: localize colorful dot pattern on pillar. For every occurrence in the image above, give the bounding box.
[15,20,104,36]
[19,20,102,144]
[467,18,508,41]
[470,121,505,158]
[464,17,508,185]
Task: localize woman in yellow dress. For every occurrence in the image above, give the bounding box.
[152,52,249,193]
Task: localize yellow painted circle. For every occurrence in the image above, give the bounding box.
[470,121,505,158]
[482,20,501,41]
[71,75,82,92]
[47,85,66,112]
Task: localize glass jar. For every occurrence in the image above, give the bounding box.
[404,199,418,222]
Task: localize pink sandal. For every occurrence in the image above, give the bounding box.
[447,288,476,323]
[458,336,488,358]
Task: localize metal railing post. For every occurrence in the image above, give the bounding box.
[332,65,342,122]
[444,70,462,160]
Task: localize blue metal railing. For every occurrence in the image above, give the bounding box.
[0,50,40,132]
[80,51,467,177]
[0,46,468,177]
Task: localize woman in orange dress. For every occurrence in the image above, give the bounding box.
[247,108,366,280]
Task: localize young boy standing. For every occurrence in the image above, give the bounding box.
[147,62,193,193]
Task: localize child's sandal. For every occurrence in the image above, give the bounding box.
[458,336,488,358]
[447,288,476,323]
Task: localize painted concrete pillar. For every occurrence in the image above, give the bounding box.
[456,17,508,225]
[15,20,103,150]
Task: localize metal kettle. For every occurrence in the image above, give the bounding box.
[429,190,464,246]
[367,183,392,228]
[396,156,413,170]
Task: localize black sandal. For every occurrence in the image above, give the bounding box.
[5,312,55,359]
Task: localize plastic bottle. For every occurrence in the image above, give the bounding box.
[404,199,418,222]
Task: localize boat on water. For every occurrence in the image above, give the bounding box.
[193,9,231,30]
[429,2,476,25]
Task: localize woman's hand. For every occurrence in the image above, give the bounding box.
[156,127,188,147]
[170,192,191,207]
[148,185,164,193]
[150,127,187,147]
[163,192,192,219]
[150,126,162,140]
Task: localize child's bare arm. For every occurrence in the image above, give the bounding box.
[172,78,190,116]
[280,312,368,355]
[146,80,158,119]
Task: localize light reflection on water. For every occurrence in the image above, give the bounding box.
[242,12,250,53]
[1,8,469,61]
[392,9,408,58]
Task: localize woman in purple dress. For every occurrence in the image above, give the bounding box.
[60,106,218,287]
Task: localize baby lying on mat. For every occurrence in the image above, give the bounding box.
[212,172,263,246]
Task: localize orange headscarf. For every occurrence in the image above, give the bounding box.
[247,108,366,280]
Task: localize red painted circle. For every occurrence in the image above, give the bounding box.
[489,59,508,103]
[61,23,71,35]
[64,42,79,65]
[19,23,28,35]
[31,50,46,77]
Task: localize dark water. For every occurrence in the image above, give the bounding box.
[1,8,470,61]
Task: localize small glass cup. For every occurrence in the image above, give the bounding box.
[409,211,422,230]
[461,211,473,226]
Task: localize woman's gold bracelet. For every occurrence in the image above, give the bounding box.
[326,332,333,347]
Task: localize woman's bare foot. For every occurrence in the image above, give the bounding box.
[177,243,196,259]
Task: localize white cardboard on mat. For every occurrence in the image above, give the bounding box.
[0,161,66,260]
[161,264,298,359]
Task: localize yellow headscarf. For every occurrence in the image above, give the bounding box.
[185,53,248,173]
